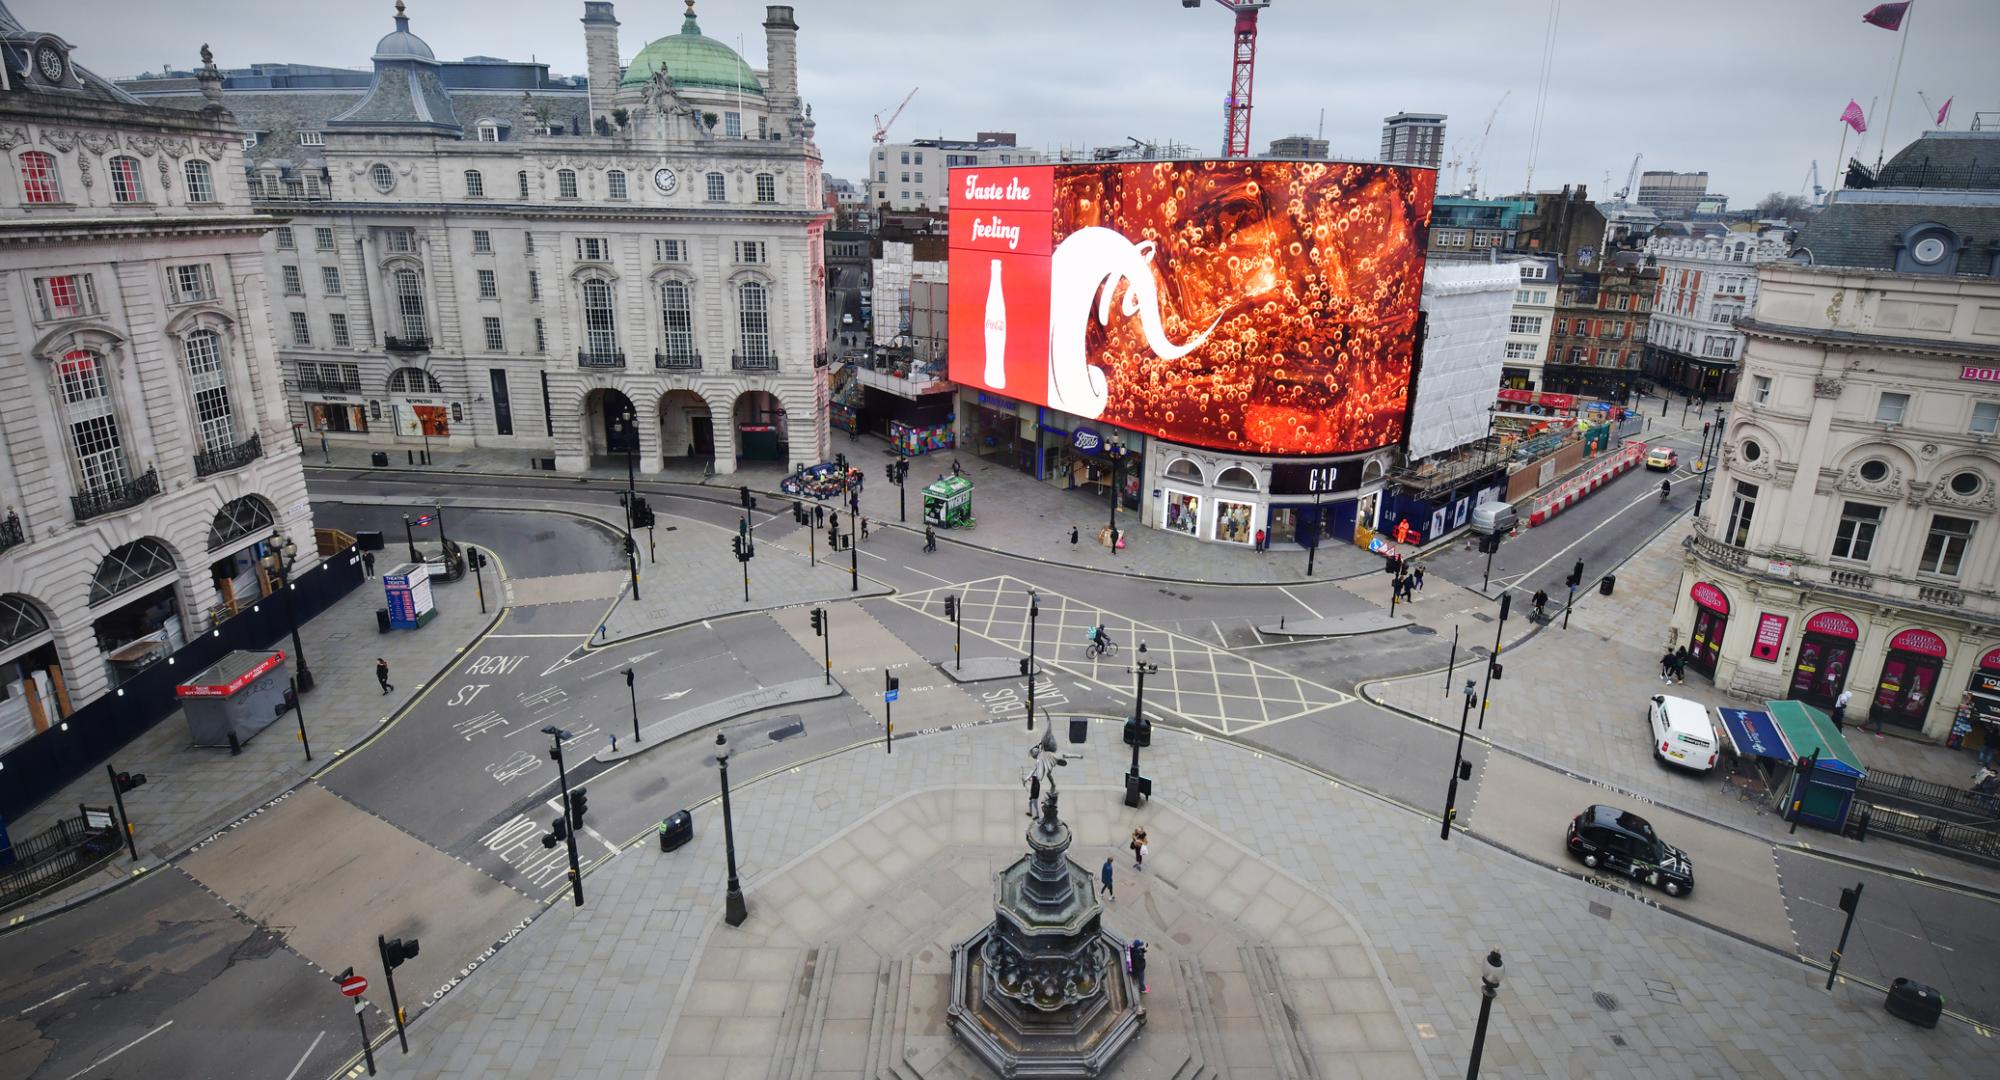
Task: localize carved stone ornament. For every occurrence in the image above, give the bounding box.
[0,127,26,151]
[157,157,172,189]
[162,138,192,159]
[127,134,160,157]
[77,156,91,188]
[1919,442,1941,460]
[38,128,77,153]
[76,129,118,155]
[1815,467,1841,495]
[198,139,229,161]
[1928,478,1999,513]
[1836,461,1903,499]
[1905,479,1930,507]
[1813,377,1844,399]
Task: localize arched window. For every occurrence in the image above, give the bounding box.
[89,537,177,605]
[183,159,215,202]
[581,277,618,357]
[660,281,694,361]
[0,594,50,651]
[18,150,60,203]
[607,170,628,200]
[391,268,427,340]
[369,163,395,192]
[557,169,578,199]
[737,281,770,361]
[387,366,444,395]
[1165,458,1203,484]
[108,155,144,202]
[755,173,776,203]
[1215,466,1258,491]
[464,169,484,198]
[182,329,235,453]
[56,348,128,493]
[705,172,725,202]
[208,495,274,549]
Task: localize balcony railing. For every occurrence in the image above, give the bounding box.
[0,510,23,553]
[71,468,159,522]
[578,348,626,369]
[1687,531,1749,570]
[384,335,431,353]
[193,433,262,477]
[1828,568,1874,590]
[732,349,778,371]
[1919,584,1966,607]
[297,374,363,395]
[655,348,702,370]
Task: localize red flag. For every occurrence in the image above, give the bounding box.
[1862,2,1910,30]
[1840,100,1868,133]
[1937,96,1953,127]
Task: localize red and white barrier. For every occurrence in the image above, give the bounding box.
[1527,440,1646,527]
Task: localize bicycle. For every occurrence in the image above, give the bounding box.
[1085,636,1120,659]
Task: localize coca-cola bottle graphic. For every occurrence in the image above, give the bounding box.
[983,258,1006,389]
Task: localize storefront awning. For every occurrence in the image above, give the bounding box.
[1763,699,1866,779]
[1716,708,1788,762]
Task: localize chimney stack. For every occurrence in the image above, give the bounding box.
[582,2,622,130]
[763,6,800,136]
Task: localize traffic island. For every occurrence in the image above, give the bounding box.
[594,678,844,762]
[938,657,1042,684]
[1255,612,1408,638]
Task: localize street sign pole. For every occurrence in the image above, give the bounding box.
[1477,595,1509,730]
[339,967,377,1077]
[822,610,832,686]
[471,548,486,613]
[884,671,896,755]
[293,676,312,761]
[106,764,136,862]
[849,534,858,592]
[955,597,963,671]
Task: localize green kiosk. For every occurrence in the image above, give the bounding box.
[922,474,976,529]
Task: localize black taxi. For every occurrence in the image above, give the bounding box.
[1566,805,1694,897]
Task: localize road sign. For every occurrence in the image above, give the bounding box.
[885,688,900,703]
[340,973,369,997]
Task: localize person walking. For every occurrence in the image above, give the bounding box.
[376,658,394,695]
[1070,525,1079,545]
[1659,648,1676,683]
[1673,646,1690,684]
[1413,565,1425,593]
[1533,588,1550,622]
[860,517,870,541]
[362,550,376,578]
[924,526,937,553]
[1831,687,1853,731]
[1130,826,1148,870]
[1253,528,1266,553]
[1027,771,1041,818]
[951,458,964,478]
[1100,857,1115,901]
[1128,939,1149,994]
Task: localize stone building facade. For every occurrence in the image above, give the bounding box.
[1642,227,1788,398]
[0,9,311,745]
[1543,253,1657,400]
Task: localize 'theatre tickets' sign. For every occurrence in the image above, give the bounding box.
[948,159,1435,457]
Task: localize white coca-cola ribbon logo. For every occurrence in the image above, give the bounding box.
[1046,227,1222,420]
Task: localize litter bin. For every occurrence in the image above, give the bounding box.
[371,451,389,467]
[659,810,694,852]
[1885,977,1943,1028]
[376,608,392,633]
[1599,574,1616,596]
[354,529,385,552]
[1068,717,1089,744]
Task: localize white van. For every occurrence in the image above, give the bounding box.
[1648,694,1719,772]
[1470,501,1517,535]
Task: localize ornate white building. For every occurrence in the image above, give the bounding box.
[132,2,830,475]
[1641,226,1789,397]
[0,8,312,743]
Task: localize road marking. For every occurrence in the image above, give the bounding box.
[858,548,888,562]
[660,689,691,700]
[1497,482,1668,595]
[485,633,590,639]
[903,564,953,585]
[1278,587,1322,619]
[62,1019,173,1080]
[19,981,87,1013]
[281,1030,326,1080]
[583,824,621,856]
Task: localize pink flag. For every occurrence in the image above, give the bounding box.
[1937,96,1953,127]
[1862,2,1910,30]
[1840,100,1868,133]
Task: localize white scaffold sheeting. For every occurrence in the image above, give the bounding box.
[1407,262,1519,461]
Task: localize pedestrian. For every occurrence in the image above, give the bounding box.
[362,549,376,578]
[1130,826,1148,870]
[1128,939,1149,993]
[1027,770,1041,818]
[952,458,964,477]
[1533,588,1549,622]
[1413,566,1425,592]
[1673,646,1690,684]
[1254,528,1266,552]
[860,517,870,541]
[1658,649,1676,683]
[924,526,937,553]
[1070,525,1079,545]
[376,657,393,695]
[1100,856,1115,900]
[1830,687,1853,731]
[608,732,618,753]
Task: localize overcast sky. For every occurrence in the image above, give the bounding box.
[22,0,2000,203]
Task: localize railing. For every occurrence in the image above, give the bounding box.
[0,510,23,553]
[1859,769,1995,821]
[1851,802,2000,866]
[578,348,626,369]
[655,348,701,370]
[71,468,159,522]
[296,374,362,395]
[247,178,332,202]
[0,807,121,911]
[193,433,262,477]
[1688,532,1750,570]
[384,335,431,353]
[732,350,778,371]
[1829,568,1873,590]
[1919,585,1966,607]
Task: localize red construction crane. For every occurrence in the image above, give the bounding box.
[872,87,918,145]
[1186,0,1272,158]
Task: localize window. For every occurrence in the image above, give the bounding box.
[738,280,770,359]
[483,316,505,351]
[463,169,484,198]
[661,280,694,358]
[281,265,303,295]
[314,227,334,251]
[477,122,500,143]
[477,269,498,299]
[755,173,776,203]
[914,151,924,165]
[517,170,530,198]
[180,159,215,202]
[242,134,258,151]
[607,170,627,200]
[900,151,910,165]
[1971,401,1999,436]
[330,312,351,348]
[369,163,394,193]
[1753,375,1772,405]
[384,229,413,253]
[528,270,541,300]
[274,226,295,250]
[167,264,215,304]
[18,151,60,203]
[1508,315,1543,336]
[288,310,311,346]
[57,349,127,493]
[392,267,427,339]
[576,237,609,262]
[37,273,98,319]
[523,234,534,255]
[1949,471,1984,497]
[1740,439,1762,462]
[1618,295,1632,311]
[490,369,513,434]
[1724,481,1758,547]
[556,169,578,199]
[1554,318,1568,335]
[109,155,144,202]
[581,278,617,357]
[533,317,547,353]
[1504,342,1537,360]
[876,170,885,182]
[298,131,325,147]
[734,240,766,264]
[471,229,492,254]
[387,367,443,396]
[321,266,343,295]
[1920,515,1976,576]
[1858,459,1890,483]
[706,172,725,201]
[182,329,234,453]
[900,172,910,184]
[655,239,686,262]
[724,111,742,138]
[1876,392,1910,425]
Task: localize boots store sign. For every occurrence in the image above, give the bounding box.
[948,159,1436,457]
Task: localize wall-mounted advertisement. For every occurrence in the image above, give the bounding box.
[949,159,1435,457]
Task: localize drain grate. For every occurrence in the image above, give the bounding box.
[1593,990,1620,1013]
[1588,901,1613,920]
[1610,1034,1627,1047]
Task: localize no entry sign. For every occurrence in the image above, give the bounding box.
[340,973,369,997]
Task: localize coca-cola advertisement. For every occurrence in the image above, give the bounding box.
[948,159,1434,456]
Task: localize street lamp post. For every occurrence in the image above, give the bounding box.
[1124,644,1157,808]
[716,732,749,926]
[1106,435,1129,554]
[542,726,584,907]
[291,676,312,761]
[1025,589,1040,730]
[268,531,316,693]
[624,667,641,745]
[402,513,419,563]
[615,410,640,600]
[1466,950,1506,1079]
[1441,678,1476,840]
[1476,593,1510,731]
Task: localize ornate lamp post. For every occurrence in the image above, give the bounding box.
[716,732,749,926]
[1466,949,1506,1078]
[1105,434,1129,554]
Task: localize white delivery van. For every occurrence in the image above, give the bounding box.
[1648,694,1719,772]
[1470,502,1517,535]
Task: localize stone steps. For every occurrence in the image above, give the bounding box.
[1174,955,1223,1080]
[1243,944,1318,1080]
[764,943,836,1080]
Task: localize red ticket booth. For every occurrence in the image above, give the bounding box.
[1870,628,1948,732]
[1788,611,1860,710]
[1686,581,1730,680]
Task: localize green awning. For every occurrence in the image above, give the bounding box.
[1763,699,1866,779]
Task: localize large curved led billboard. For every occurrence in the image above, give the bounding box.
[948,159,1435,456]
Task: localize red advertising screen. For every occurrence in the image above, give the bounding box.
[948,159,1434,456]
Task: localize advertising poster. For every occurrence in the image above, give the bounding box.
[1750,613,1788,662]
[949,160,1434,456]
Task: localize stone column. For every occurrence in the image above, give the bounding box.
[762,6,800,134]
[581,2,622,130]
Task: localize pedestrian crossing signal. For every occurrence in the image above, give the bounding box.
[115,771,147,794]
[810,608,824,636]
[944,596,957,620]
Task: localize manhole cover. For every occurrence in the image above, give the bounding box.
[1588,901,1613,920]
[1593,991,1619,1012]
[1470,612,1495,623]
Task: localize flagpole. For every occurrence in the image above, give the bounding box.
[1876,4,1912,168]
[1833,122,1850,193]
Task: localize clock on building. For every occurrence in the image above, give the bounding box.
[652,167,679,194]
[36,45,65,83]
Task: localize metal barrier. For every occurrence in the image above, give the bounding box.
[1850,802,2000,865]
[0,807,120,910]
[1527,440,1647,527]
[1859,768,1993,820]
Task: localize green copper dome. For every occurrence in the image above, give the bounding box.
[620,3,765,95]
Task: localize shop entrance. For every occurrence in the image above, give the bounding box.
[1787,611,1860,709]
[1686,581,1729,681]
[1870,629,1947,731]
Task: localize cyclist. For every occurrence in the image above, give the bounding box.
[1089,624,1115,654]
[1532,588,1549,622]
[1659,477,1672,502]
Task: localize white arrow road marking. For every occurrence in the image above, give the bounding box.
[659,688,692,700]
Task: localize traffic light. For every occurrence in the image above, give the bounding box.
[943,596,957,620]
[1566,558,1585,589]
[624,667,634,688]
[115,771,147,794]
[1489,661,1504,680]
[1458,760,1473,781]
[731,535,744,560]
[739,485,752,508]
[566,787,589,829]
[793,500,805,524]
[810,608,824,636]
[885,463,896,483]
[1019,658,1030,676]
[897,459,909,483]
[632,499,654,528]
[886,674,900,694]
[470,547,488,569]
[1498,593,1511,622]
[381,936,420,969]
[542,817,569,848]
[1839,886,1861,914]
